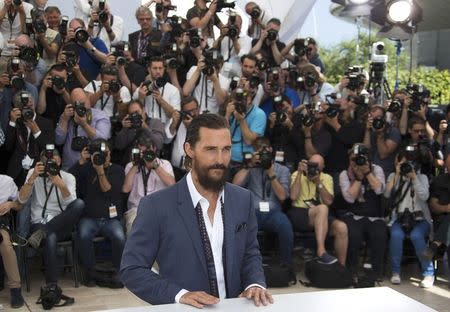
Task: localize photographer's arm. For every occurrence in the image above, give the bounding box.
[239,118,258,146]
[232,167,250,187]
[38,34,59,59]
[250,36,264,55]
[304,127,319,159]
[281,41,294,57]
[182,67,201,97]
[211,74,226,106]
[366,166,384,194]
[318,181,333,206]
[73,66,90,88]
[376,134,398,160]
[270,42,284,66]
[122,165,138,193]
[399,105,409,136]
[430,197,450,214]
[38,86,48,115]
[289,170,303,202]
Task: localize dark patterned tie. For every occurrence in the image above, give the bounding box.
[194,202,220,297]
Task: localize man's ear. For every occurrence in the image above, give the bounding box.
[184,142,194,159]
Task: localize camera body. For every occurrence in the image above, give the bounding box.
[163,44,180,69]
[267,29,278,42]
[75,27,89,43]
[250,7,261,19]
[110,42,129,66]
[388,98,403,113]
[59,16,69,37]
[132,148,156,167]
[406,83,428,112]
[33,18,47,34]
[234,88,247,115]
[202,50,219,76]
[71,136,89,152]
[21,107,34,121]
[9,74,25,90]
[307,161,319,178]
[64,50,77,68]
[188,28,202,48]
[142,78,166,96]
[352,144,370,167]
[18,46,39,65]
[88,142,107,166]
[51,76,66,90]
[74,102,87,117]
[294,38,312,57]
[128,112,143,129]
[345,66,365,92]
[372,117,385,130]
[107,80,121,93]
[258,148,273,170]
[400,161,415,176]
[325,104,340,119]
[216,0,236,12]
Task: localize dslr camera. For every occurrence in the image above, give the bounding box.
[345,66,365,92]
[188,28,202,48]
[234,88,247,115]
[63,50,78,68]
[41,144,60,177]
[88,141,107,166]
[59,15,69,37]
[406,83,429,112]
[202,49,219,76]
[227,13,239,39]
[107,80,122,93]
[400,161,416,176]
[163,44,181,69]
[267,29,278,42]
[18,46,39,65]
[306,161,319,178]
[294,38,312,57]
[51,76,66,90]
[142,77,166,96]
[255,54,268,71]
[74,27,89,43]
[110,42,129,66]
[131,148,156,167]
[155,3,176,13]
[352,144,370,167]
[215,0,236,12]
[128,112,143,129]
[98,0,108,24]
[388,97,403,113]
[74,101,87,117]
[372,117,386,130]
[257,147,273,170]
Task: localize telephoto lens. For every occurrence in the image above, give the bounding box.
[75,27,89,43]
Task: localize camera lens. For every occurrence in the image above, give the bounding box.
[75,28,89,43]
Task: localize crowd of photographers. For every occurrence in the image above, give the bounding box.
[0,0,450,309]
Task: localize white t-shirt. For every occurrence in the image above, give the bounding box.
[164,118,187,169]
[91,14,124,49]
[0,1,33,40]
[132,82,180,125]
[73,0,91,26]
[0,31,5,52]
[84,80,132,117]
[186,66,230,114]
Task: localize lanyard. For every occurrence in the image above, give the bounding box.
[145,86,166,119]
[100,94,111,111]
[16,123,31,154]
[199,75,215,112]
[138,31,150,59]
[41,178,63,219]
[261,171,271,200]
[140,165,151,196]
[7,9,17,40]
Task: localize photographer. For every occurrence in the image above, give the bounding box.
[114,100,164,166]
[363,105,401,176]
[0,0,33,40]
[289,154,348,265]
[239,53,265,106]
[435,104,450,160]
[87,0,124,49]
[84,65,131,118]
[226,85,266,166]
[56,48,90,90]
[187,0,224,41]
[384,151,434,287]
[183,49,229,114]
[44,6,62,32]
[250,18,285,68]
[232,137,295,275]
[212,13,252,78]
[122,135,175,234]
[69,139,125,287]
[165,96,199,179]
[0,174,24,308]
[18,147,83,298]
[55,88,111,170]
[64,18,109,81]
[295,64,334,107]
[133,56,180,125]
[144,0,174,32]
[245,2,271,40]
[5,91,53,186]
[38,63,71,127]
[339,144,386,279]
[128,7,162,66]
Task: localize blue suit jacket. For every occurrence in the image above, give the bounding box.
[120,177,266,305]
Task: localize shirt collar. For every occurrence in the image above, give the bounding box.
[186,171,224,209]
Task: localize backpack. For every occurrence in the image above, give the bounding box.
[302,259,352,288]
[263,263,296,288]
[36,284,74,310]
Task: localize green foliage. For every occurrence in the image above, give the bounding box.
[321,34,450,104]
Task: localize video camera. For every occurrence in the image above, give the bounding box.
[406,83,429,112]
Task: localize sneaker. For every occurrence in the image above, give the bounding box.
[420,275,435,288]
[390,274,401,285]
[317,252,338,265]
[28,228,46,249]
[10,288,24,309]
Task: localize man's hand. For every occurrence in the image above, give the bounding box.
[179,291,219,309]
[74,112,88,126]
[24,119,40,134]
[92,158,105,175]
[153,89,163,102]
[10,108,21,123]
[0,73,10,88]
[265,163,275,177]
[122,114,132,129]
[239,287,273,307]
[41,75,53,90]
[298,160,308,175]
[268,112,276,128]
[49,174,66,189]
[62,104,74,121]
[31,162,45,180]
[208,0,218,15]
[138,84,149,100]
[79,147,91,165]
[439,120,448,134]
[225,102,236,119]
[0,201,14,216]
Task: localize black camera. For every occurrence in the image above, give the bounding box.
[143,150,156,163]
[256,54,268,71]
[388,98,403,113]
[33,18,47,34]
[71,136,89,152]
[294,38,312,57]
[98,10,108,24]
[51,76,66,90]
[142,77,166,96]
[128,112,143,129]
[234,88,247,115]
[250,7,261,19]
[203,49,219,76]
[156,3,176,13]
[180,110,193,120]
[304,73,316,89]
[249,75,260,89]
[258,148,273,170]
[352,144,369,166]
[267,29,278,42]
[43,159,60,177]
[372,117,385,130]
[188,28,202,48]
[400,161,415,176]
[406,83,428,112]
[18,46,39,65]
[229,76,239,91]
[89,142,107,166]
[216,0,236,12]
[398,208,419,233]
[307,161,319,177]
[163,44,180,69]
[75,27,89,43]
[13,0,22,6]
[110,42,129,66]
[131,148,156,166]
[21,107,34,121]
[300,112,315,127]
[348,94,370,107]
[9,74,25,90]
[64,50,78,68]
[74,102,87,117]
[25,17,34,35]
[325,104,340,118]
[108,80,121,93]
[110,116,122,133]
[59,16,69,37]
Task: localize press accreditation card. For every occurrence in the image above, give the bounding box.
[259,202,270,212]
[109,205,118,218]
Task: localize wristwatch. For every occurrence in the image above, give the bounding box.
[268,174,277,181]
[90,47,97,54]
[153,162,160,170]
[317,183,323,189]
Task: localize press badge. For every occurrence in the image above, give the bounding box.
[109,205,118,218]
[22,155,34,170]
[275,151,285,163]
[259,202,270,212]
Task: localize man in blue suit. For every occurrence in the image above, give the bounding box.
[120,113,272,308]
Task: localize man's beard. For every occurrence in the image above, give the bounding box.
[193,162,229,192]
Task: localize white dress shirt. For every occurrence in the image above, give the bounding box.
[0,174,18,204]
[164,118,186,169]
[132,82,180,125]
[0,1,33,40]
[84,80,131,117]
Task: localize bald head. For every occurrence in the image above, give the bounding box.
[309,154,325,171]
[71,88,91,108]
[15,35,33,48]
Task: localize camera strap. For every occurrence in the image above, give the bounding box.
[149,86,165,119]
[393,179,412,214]
[140,165,151,196]
[261,171,271,200]
[91,81,112,112]
[16,123,31,154]
[199,75,214,112]
[7,9,17,39]
[41,178,63,219]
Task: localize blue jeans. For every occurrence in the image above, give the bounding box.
[78,218,125,271]
[390,220,434,276]
[256,210,294,266]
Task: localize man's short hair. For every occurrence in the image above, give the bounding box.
[147,56,165,67]
[408,116,426,129]
[71,18,86,29]
[135,6,153,19]
[185,113,229,148]
[298,63,324,85]
[181,96,199,109]
[101,65,119,77]
[240,53,257,64]
[49,63,67,73]
[370,105,386,117]
[129,99,144,110]
[267,18,281,26]
[45,6,61,15]
[253,136,271,150]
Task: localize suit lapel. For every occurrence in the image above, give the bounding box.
[224,183,235,295]
[176,177,208,277]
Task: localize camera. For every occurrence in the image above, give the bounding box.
[98,10,108,24]
[59,16,69,37]
[71,136,89,152]
[249,75,260,89]
[75,27,89,43]
[33,18,47,34]
[188,28,202,48]
[300,112,315,127]
[307,161,319,177]
[258,147,273,170]
[227,13,239,39]
[234,88,247,115]
[400,161,415,176]
[303,73,316,89]
[21,107,34,121]
[155,3,176,13]
[128,112,143,129]
[325,104,340,118]
[25,17,34,35]
[406,83,428,112]
[372,117,385,130]
[180,110,193,121]
[267,29,278,42]
[110,42,129,66]
[229,76,239,91]
[388,98,403,113]
[345,66,365,92]
[142,77,166,95]
[202,49,219,76]
[41,144,59,177]
[163,44,180,69]
[74,101,87,117]
[352,144,369,166]
[107,80,121,93]
[250,6,261,19]
[18,46,39,65]
[294,38,312,57]
[89,142,107,166]
[348,94,370,106]
[110,116,122,133]
[216,0,236,12]
[51,76,66,90]
[255,54,268,71]
[64,50,77,68]
[9,74,25,90]
[13,0,22,5]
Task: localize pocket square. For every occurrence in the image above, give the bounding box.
[235,222,247,233]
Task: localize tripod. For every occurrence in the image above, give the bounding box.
[368,62,392,105]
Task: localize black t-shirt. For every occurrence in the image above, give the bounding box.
[430,173,450,206]
[69,162,125,219]
[291,124,332,166]
[43,89,67,128]
[251,39,286,68]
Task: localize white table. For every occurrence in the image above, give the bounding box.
[97,287,437,312]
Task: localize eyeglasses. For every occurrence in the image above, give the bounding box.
[412,129,425,133]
